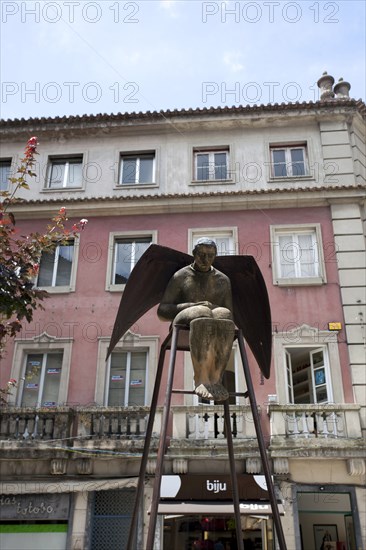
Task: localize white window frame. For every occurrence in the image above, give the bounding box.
[270,144,309,178]
[284,346,333,404]
[106,230,157,291]
[188,227,238,256]
[36,238,79,293]
[119,152,156,185]
[9,332,73,407]
[95,332,159,406]
[0,158,12,191]
[270,224,326,286]
[46,155,84,190]
[18,351,64,408]
[273,324,344,405]
[105,349,148,407]
[192,147,231,183]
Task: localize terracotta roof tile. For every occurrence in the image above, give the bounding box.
[1,99,365,127]
[11,184,366,206]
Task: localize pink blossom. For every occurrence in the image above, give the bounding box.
[27,137,38,148]
[59,207,66,215]
[24,136,38,159]
[79,218,88,229]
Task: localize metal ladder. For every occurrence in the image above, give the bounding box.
[126,325,287,550]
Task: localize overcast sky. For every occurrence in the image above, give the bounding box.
[0,0,365,120]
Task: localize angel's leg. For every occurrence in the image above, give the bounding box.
[189,317,235,402]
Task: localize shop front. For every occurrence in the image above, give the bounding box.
[0,493,70,550]
[159,474,283,550]
[295,487,361,550]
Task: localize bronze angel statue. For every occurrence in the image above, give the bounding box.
[107,238,272,401]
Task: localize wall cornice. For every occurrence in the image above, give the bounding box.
[8,186,366,219]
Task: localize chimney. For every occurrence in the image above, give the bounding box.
[317,71,335,100]
[334,77,351,99]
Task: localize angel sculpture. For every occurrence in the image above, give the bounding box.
[107,239,272,401]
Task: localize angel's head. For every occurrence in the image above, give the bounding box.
[192,238,217,272]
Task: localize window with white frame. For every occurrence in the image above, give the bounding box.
[270,225,326,285]
[285,346,332,404]
[95,334,158,407]
[106,351,148,406]
[119,153,155,185]
[20,352,64,407]
[37,240,78,291]
[47,156,83,189]
[9,333,72,407]
[0,159,12,191]
[189,228,237,256]
[270,144,308,178]
[193,149,229,181]
[107,232,156,290]
[273,324,344,405]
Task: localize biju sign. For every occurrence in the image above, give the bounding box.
[161,474,269,501]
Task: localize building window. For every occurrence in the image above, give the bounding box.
[106,231,157,291]
[46,156,83,189]
[20,352,64,407]
[285,347,332,404]
[37,240,78,291]
[270,144,308,178]
[9,333,72,407]
[106,351,148,406]
[95,334,158,406]
[194,149,229,181]
[270,224,326,285]
[119,153,155,185]
[189,227,238,256]
[0,159,12,191]
[112,237,151,284]
[273,324,344,405]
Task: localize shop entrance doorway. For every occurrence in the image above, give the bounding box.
[297,492,356,550]
[163,514,274,550]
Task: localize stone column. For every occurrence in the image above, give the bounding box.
[70,492,88,550]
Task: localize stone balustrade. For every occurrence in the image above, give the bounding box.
[172,405,258,440]
[0,407,73,440]
[268,403,362,439]
[0,404,362,443]
[0,406,162,441]
[75,406,160,439]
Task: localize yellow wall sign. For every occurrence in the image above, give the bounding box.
[328,322,342,330]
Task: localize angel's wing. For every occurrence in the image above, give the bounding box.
[214,255,272,379]
[106,244,191,358]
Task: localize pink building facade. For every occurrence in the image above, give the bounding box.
[0,77,365,549]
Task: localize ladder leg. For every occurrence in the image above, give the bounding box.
[146,325,180,550]
[237,330,287,550]
[126,335,170,549]
[223,399,245,550]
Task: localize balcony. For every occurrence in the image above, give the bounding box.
[0,406,161,442]
[172,405,257,440]
[268,403,365,460]
[0,403,363,450]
